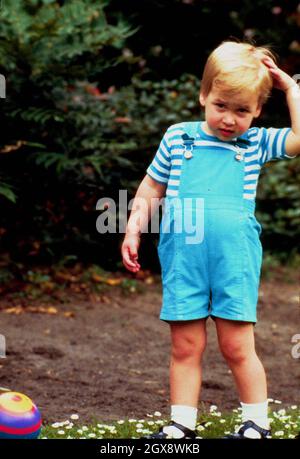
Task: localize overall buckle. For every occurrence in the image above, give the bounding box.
[181,134,195,159]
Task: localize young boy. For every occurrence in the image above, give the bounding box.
[121,41,300,439]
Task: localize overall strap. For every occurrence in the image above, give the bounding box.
[180,121,200,159]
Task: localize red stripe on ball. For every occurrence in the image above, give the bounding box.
[0,418,42,435]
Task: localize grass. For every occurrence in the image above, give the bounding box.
[40,403,300,439]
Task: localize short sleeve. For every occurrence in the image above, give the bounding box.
[259,127,295,165]
[146,128,172,185]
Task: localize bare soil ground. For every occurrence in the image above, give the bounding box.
[0,271,299,424]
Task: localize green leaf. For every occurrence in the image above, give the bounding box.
[0,184,16,203]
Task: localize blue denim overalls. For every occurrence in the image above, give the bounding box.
[158,122,262,323]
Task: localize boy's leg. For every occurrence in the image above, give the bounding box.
[162,319,207,437]
[215,318,269,438]
[216,318,267,402]
[143,318,207,439]
[169,319,207,407]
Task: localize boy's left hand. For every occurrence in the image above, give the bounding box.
[263,57,296,92]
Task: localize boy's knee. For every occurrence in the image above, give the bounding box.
[171,336,206,361]
[219,339,249,364]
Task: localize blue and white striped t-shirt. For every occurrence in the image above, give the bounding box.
[146,121,293,200]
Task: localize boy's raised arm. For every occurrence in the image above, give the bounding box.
[263,57,300,157]
[285,83,300,156]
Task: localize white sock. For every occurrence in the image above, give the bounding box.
[162,405,198,438]
[240,401,270,439]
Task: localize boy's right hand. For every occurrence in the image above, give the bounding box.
[121,234,141,273]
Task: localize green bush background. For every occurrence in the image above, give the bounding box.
[0,0,299,272]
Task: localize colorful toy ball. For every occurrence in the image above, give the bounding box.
[0,391,42,439]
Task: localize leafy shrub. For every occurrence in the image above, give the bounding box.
[0,0,299,270]
[257,158,300,256]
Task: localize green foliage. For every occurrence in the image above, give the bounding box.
[0,180,16,203]
[257,159,300,254]
[0,0,133,81]
[0,0,136,265]
[0,0,299,268]
[0,0,135,160]
[0,58,201,266]
[35,74,200,186]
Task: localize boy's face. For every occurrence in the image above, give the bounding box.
[199,86,262,141]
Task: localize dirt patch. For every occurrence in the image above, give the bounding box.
[0,273,299,424]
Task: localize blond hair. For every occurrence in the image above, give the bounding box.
[201,41,276,106]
